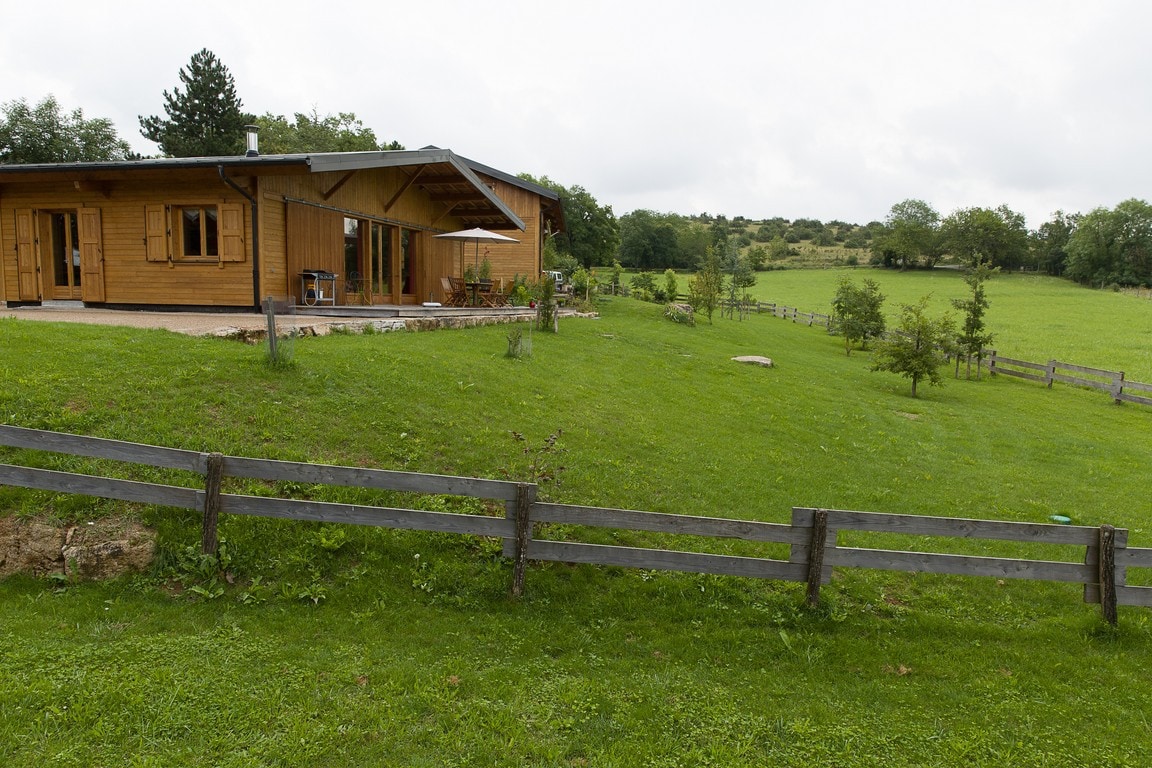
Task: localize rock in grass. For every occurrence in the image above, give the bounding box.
[732,355,774,367]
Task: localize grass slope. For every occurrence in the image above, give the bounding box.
[1,284,1151,766]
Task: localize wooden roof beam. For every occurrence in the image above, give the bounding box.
[416,174,468,185]
[428,191,487,203]
[384,166,424,213]
[431,202,459,227]
[321,170,357,200]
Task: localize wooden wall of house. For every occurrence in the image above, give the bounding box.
[1,176,254,307]
[2,163,551,308]
[473,176,544,286]
[261,169,485,305]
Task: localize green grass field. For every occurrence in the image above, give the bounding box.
[2,273,1152,766]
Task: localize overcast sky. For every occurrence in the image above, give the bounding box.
[3,1,1149,228]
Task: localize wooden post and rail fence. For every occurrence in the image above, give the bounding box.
[745,299,1152,408]
[1,424,1149,626]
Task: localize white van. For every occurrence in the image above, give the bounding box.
[543,270,566,292]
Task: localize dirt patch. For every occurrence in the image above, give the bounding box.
[0,515,156,579]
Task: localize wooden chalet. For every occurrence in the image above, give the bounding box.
[0,144,563,311]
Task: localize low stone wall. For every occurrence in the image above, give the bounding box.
[216,310,595,342]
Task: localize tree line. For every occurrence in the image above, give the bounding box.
[872,198,1152,288]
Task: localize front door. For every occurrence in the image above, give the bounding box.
[30,207,104,302]
[45,211,81,300]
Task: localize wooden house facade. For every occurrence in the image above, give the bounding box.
[0,148,563,310]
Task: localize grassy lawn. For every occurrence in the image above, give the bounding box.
[2,277,1152,766]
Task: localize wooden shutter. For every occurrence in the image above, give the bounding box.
[219,203,246,262]
[15,209,39,300]
[144,204,169,262]
[78,208,105,303]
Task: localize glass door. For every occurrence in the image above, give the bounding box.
[46,211,81,300]
[371,223,392,304]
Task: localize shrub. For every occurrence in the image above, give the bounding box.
[663,269,679,302]
[631,271,657,293]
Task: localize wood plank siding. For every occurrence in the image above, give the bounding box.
[1,150,555,309]
[2,176,253,307]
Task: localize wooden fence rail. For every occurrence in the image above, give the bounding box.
[2,425,1150,624]
[750,297,1152,409]
[986,351,1152,407]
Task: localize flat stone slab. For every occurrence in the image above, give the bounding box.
[732,355,774,367]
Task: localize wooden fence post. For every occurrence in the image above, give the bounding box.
[806,509,829,607]
[510,482,537,598]
[1046,360,1057,389]
[201,452,224,556]
[1099,524,1118,626]
[1112,372,1125,404]
[264,297,279,363]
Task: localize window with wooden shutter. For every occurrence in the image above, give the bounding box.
[219,203,246,262]
[145,204,169,262]
[78,207,105,303]
[15,209,40,300]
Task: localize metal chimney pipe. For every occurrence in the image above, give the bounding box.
[244,124,260,157]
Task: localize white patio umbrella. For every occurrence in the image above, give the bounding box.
[434,227,520,278]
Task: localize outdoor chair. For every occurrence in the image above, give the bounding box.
[345,271,366,305]
[480,278,507,308]
[443,276,468,307]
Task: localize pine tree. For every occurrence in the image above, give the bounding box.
[139,49,253,157]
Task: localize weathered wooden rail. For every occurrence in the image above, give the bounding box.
[987,352,1152,406]
[2,424,1149,624]
[720,299,834,328]
[754,297,1152,408]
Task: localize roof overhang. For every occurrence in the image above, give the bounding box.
[426,147,566,235]
[0,147,528,231]
[306,149,525,231]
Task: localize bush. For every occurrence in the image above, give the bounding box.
[631,271,657,293]
[663,269,679,302]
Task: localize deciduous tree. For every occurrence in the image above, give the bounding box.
[871,199,942,269]
[139,48,254,157]
[831,276,886,355]
[1,95,132,163]
[687,245,723,324]
[519,175,619,268]
[941,205,1030,270]
[1065,199,1152,288]
[870,297,957,397]
[254,109,403,153]
[1031,210,1079,276]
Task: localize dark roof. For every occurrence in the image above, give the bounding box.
[0,147,533,231]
